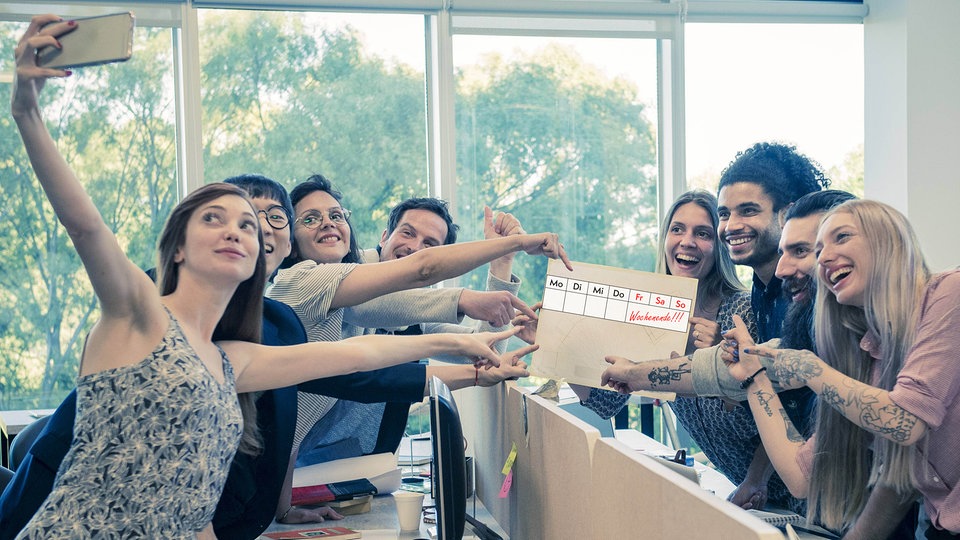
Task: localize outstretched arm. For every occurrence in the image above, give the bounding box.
[745,344,927,445]
[12,15,157,318]
[329,233,571,309]
[600,354,696,395]
[226,327,521,393]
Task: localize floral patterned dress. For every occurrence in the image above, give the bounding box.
[16,310,243,539]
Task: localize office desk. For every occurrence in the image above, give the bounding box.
[614,428,737,500]
[0,409,55,437]
[261,492,507,540]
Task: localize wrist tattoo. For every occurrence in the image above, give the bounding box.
[753,389,775,417]
[647,362,691,388]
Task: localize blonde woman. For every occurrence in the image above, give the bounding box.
[726,200,959,538]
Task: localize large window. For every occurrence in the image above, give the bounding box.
[0,3,865,411]
[453,34,661,300]
[0,21,178,409]
[197,10,430,249]
[685,22,864,195]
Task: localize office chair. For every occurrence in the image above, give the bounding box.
[0,465,13,493]
[9,415,50,471]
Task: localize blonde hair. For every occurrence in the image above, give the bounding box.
[808,200,929,530]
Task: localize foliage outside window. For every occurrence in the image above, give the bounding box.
[0,24,177,410]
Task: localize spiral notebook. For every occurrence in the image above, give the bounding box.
[746,508,805,527]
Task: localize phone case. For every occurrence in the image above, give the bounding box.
[37,12,135,69]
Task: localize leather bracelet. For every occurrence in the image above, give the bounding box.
[475,367,480,387]
[739,366,768,390]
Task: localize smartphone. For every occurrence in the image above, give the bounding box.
[37,12,135,70]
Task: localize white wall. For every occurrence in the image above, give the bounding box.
[865,0,960,272]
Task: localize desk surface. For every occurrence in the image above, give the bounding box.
[262,491,506,540]
[614,428,737,500]
[0,409,55,437]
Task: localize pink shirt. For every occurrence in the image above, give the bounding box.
[794,271,960,533]
[888,270,960,533]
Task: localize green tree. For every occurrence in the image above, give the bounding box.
[200,13,428,248]
[0,27,176,408]
[455,45,660,300]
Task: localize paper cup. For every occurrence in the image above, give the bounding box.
[393,490,425,532]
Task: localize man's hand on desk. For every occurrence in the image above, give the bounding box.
[727,481,768,510]
[279,505,345,524]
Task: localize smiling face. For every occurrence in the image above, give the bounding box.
[250,196,292,275]
[663,202,717,280]
[176,194,260,283]
[816,211,871,307]
[717,182,783,280]
[379,208,450,261]
[292,190,352,264]
[775,213,820,305]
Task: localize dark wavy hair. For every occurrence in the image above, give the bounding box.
[156,182,266,455]
[386,197,459,245]
[718,142,830,211]
[287,174,363,264]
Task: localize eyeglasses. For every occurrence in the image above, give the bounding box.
[294,208,352,229]
[256,205,290,230]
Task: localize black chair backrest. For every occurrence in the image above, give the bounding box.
[0,464,14,493]
[9,415,51,471]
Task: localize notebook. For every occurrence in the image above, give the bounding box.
[746,508,805,527]
[291,478,378,506]
[260,526,361,539]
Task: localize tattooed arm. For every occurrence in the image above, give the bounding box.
[722,316,809,497]
[746,345,928,446]
[723,313,928,447]
[600,354,695,394]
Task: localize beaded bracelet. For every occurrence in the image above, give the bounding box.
[739,366,768,390]
[474,367,480,386]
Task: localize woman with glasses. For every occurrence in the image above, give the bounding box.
[8,15,568,539]
[266,173,573,523]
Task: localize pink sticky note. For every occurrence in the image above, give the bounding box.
[498,470,514,498]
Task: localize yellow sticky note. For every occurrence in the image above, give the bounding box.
[501,442,518,475]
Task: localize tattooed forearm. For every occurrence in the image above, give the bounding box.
[824,381,920,443]
[771,350,823,388]
[753,388,775,417]
[647,362,691,388]
[779,409,804,442]
[820,383,846,409]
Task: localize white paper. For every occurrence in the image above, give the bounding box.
[292,452,403,494]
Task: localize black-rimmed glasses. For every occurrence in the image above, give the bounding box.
[256,205,290,230]
[294,208,352,229]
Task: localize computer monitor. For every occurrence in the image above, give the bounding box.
[429,376,466,540]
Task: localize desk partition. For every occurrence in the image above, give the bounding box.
[470,382,783,539]
[590,437,783,539]
[471,383,600,540]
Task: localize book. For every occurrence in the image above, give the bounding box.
[291,478,377,506]
[746,508,806,527]
[327,494,373,515]
[259,525,361,539]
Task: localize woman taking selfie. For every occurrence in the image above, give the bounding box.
[10,15,531,538]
